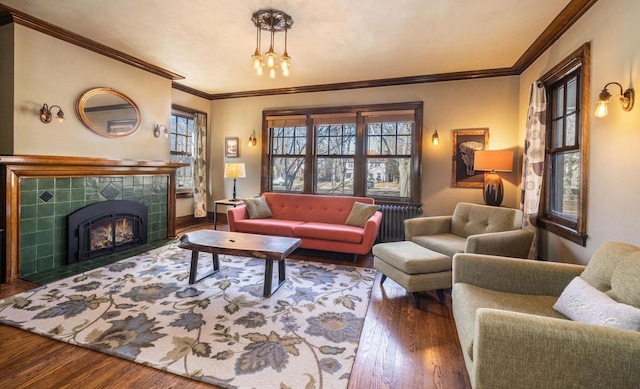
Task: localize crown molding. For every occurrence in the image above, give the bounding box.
[0,4,184,81]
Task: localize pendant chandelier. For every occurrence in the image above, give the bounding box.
[251,9,293,78]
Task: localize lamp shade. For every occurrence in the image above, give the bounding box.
[474,150,513,172]
[224,163,246,179]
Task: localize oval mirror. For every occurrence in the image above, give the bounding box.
[76,88,141,137]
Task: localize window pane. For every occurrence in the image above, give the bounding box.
[566,77,577,113]
[367,134,381,155]
[566,113,577,146]
[551,151,580,221]
[315,158,354,195]
[553,118,564,148]
[554,85,565,118]
[397,135,412,155]
[272,157,305,192]
[366,157,411,198]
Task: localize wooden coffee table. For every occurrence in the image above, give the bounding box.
[178,230,302,297]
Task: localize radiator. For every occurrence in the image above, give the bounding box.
[377,203,422,243]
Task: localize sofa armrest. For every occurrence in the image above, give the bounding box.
[361,211,383,250]
[227,206,249,232]
[452,253,585,296]
[404,216,452,240]
[465,229,535,258]
[472,309,640,389]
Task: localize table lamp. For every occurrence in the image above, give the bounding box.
[473,150,513,206]
[224,163,246,201]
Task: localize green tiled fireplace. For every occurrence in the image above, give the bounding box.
[19,175,168,278]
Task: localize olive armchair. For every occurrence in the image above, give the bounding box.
[404,202,534,259]
[451,241,640,388]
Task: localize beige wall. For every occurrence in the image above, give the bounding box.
[9,25,171,160]
[171,89,212,218]
[519,0,640,264]
[210,76,521,217]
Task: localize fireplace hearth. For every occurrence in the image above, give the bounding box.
[68,200,148,263]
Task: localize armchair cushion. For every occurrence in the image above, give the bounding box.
[553,276,640,331]
[610,252,640,308]
[411,233,466,258]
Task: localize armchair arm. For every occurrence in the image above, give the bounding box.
[453,253,585,296]
[404,216,452,240]
[465,229,535,258]
[226,206,249,232]
[472,309,640,389]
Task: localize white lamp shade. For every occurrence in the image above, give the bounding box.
[474,150,514,172]
[224,163,246,179]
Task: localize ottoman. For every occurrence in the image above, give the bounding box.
[372,241,452,308]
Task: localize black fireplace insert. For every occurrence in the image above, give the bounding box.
[68,200,147,263]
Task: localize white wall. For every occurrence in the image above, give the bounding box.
[519,0,640,264]
[210,76,521,217]
[9,25,171,160]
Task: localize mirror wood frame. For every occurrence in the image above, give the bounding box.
[76,87,141,138]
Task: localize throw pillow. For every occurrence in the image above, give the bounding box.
[242,196,273,219]
[345,201,379,228]
[553,276,640,331]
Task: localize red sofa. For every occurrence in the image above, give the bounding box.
[227,192,382,260]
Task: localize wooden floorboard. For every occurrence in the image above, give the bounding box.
[0,222,471,389]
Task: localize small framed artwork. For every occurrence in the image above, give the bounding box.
[107,119,137,135]
[451,128,489,188]
[225,137,239,158]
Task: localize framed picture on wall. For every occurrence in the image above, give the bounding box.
[451,128,489,188]
[225,137,239,158]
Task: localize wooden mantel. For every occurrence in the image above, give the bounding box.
[0,155,186,282]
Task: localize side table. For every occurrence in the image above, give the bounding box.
[213,199,244,229]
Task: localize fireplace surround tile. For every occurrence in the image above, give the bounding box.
[19,175,169,279]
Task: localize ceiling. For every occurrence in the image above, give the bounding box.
[2,0,577,97]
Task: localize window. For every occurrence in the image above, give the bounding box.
[263,102,422,203]
[538,44,590,245]
[170,108,197,193]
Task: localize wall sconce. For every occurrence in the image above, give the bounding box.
[248,129,257,147]
[153,124,169,138]
[594,82,634,118]
[431,129,439,146]
[40,103,65,123]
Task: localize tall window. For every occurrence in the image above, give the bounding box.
[263,102,422,203]
[170,109,195,192]
[538,44,590,245]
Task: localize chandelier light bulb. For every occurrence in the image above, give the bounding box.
[256,65,264,76]
[281,53,291,76]
[269,67,277,79]
[266,50,276,68]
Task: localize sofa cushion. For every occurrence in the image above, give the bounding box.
[242,196,273,219]
[411,233,466,258]
[450,202,523,238]
[554,276,640,331]
[233,219,303,237]
[452,283,565,361]
[344,202,379,227]
[293,222,363,243]
[608,252,640,309]
[580,241,640,292]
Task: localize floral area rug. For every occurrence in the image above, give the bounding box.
[0,243,376,388]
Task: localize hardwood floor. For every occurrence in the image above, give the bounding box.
[0,223,471,389]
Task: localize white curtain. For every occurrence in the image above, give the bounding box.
[193,113,207,218]
[520,82,546,259]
